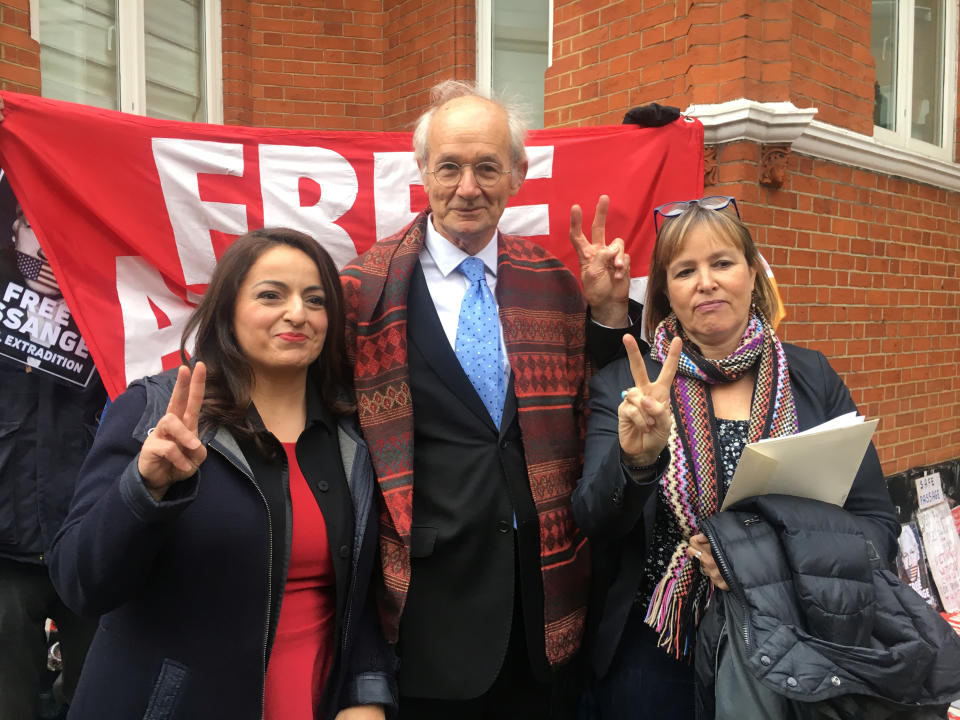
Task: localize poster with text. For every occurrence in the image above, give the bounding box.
[0,169,96,386]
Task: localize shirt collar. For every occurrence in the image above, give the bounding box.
[424,213,499,279]
[304,375,338,435]
[247,374,338,437]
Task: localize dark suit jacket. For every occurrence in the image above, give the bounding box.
[342,211,607,678]
[397,263,548,699]
[572,342,900,679]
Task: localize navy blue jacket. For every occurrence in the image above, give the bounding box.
[572,342,900,678]
[49,372,396,719]
[0,359,105,564]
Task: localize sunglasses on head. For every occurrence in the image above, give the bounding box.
[653,196,740,233]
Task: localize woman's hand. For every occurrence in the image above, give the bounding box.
[570,195,631,327]
[686,533,729,591]
[334,705,385,720]
[618,334,681,466]
[137,363,207,501]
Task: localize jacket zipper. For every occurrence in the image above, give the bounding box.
[212,444,273,718]
[714,618,727,685]
[703,520,753,652]
[341,482,363,656]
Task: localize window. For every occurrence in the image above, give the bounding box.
[477,0,550,129]
[871,0,958,158]
[35,0,222,123]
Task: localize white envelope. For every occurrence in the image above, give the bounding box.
[721,415,879,511]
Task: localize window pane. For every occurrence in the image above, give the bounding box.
[39,0,119,110]
[911,0,944,145]
[871,0,898,130]
[144,0,206,122]
[492,0,548,129]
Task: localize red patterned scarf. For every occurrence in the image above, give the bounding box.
[644,311,798,658]
[340,210,590,667]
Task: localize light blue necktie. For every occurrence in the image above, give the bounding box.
[455,256,505,428]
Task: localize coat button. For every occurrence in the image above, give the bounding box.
[339,545,349,558]
[786,677,798,688]
[612,486,624,505]
[830,676,841,687]
[317,480,329,492]
[500,439,510,449]
[496,520,511,533]
[760,655,771,666]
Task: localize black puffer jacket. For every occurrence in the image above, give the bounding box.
[0,359,105,564]
[696,495,960,719]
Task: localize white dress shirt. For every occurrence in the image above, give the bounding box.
[420,215,512,380]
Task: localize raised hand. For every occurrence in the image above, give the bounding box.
[138,363,207,501]
[569,195,631,326]
[618,335,681,466]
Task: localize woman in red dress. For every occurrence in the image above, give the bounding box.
[50,229,395,719]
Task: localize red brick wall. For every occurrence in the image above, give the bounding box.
[219,0,474,132]
[707,143,960,472]
[381,0,475,132]
[546,0,872,133]
[221,1,386,130]
[0,0,39,95]
[221,0,254,126]
[547,0,796,126]
[788,0,874,135]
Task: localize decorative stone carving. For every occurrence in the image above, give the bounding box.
[759,144,790,188]
[704,145,719,187]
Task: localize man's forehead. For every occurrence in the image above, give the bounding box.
[427,97,511,158]
[435,94,501,117]
[432,146,503,162]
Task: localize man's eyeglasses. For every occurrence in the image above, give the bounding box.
[653,196,740,233]
[428,161,511,188]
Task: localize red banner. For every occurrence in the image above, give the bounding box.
[0,92,703,397]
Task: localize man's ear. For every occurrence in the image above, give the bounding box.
[509,159,528,195]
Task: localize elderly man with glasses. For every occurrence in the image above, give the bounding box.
[340,80,636,719]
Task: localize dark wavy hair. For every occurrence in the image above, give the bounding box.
[180,228,353,442]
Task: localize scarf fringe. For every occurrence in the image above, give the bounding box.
[643,548,716,660]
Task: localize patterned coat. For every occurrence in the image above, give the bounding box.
[340,210,591,667]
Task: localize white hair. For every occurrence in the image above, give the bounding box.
[412,80,528,175]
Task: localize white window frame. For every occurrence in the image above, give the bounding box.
[30,0,223,123]
[873,0,958,161]
[476,0,553,94]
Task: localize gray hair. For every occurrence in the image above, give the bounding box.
[412,80,528,174]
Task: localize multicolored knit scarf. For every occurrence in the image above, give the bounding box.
[643,310,798,659]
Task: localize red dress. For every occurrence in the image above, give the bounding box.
[264,442,337,720]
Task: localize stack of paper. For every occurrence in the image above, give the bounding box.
[721,412,879,511]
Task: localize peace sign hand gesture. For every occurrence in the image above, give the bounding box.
[618,335,681,466]
[569,195,631,327]
[138,363,207,501]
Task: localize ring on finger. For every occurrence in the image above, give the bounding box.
[694,549,703,560]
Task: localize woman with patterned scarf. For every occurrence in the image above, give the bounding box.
[572,197,899,719]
